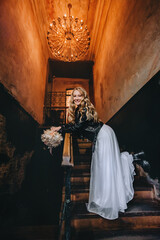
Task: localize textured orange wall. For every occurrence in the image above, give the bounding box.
[0,0,49,124]
[93,0,160,122]
[51,78,90,93]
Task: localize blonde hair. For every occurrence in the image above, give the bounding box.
[67,87,99,123]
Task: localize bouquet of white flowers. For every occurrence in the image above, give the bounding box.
[41,127,63,153]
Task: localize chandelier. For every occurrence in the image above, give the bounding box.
[47,3,90,62]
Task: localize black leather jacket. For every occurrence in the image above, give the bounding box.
[60,107,103,151]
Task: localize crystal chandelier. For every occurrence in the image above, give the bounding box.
[47,3,90,62]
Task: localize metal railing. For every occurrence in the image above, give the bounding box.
[59,133,74,240]
[43,91,73,126]
[44,92,67,125]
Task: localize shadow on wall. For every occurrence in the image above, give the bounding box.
[20,131,64,226]
[0,83,38,154]
[107,71,160,180]
[0,83,64,228]
[0,83,38,194]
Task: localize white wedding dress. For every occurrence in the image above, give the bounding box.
[87,124,135,220]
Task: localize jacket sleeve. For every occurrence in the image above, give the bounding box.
[60,109,88,134]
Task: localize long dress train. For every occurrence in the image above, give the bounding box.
[87,124,135,220]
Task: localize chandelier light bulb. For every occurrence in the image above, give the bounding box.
[47,3,90,62]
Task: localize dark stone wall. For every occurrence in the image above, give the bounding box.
[0,84,63,228]
[107,71,160,180]
[20,131,63,226]
[0,83,37,193]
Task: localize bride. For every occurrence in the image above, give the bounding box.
[52,87,135,220]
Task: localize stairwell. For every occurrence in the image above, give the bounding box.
[62,138,160,239]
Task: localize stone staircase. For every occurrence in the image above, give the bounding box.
[63,138,160,239]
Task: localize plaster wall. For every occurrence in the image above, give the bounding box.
[93,0,160,122]
[0,0,49,124]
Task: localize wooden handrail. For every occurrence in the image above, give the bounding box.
[70,134,74,166]
[59,133,74,240]
[61,133,74,167]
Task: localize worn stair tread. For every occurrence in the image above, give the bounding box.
[74,155,91,160]
[72,167,90,172]
[76,144,92,149]
[74,157,91,163]
[71,178,153,188]
[70,173,153,183]
[74,162,91,166]
[73,138,92,142]
[73,165,90,171]
[70,186,153,193]
[71,183,152,190]
[71,200,160,219]
[71,168,90,175]
[70,180,154,192]
[71,228,160,240]
[70,175,153,189]
[133,176,153,185]
[69,191,155,203]
[71,176,90,183]
[71,173,90,178]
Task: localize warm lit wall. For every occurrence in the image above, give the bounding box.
[93,0,160,122]
[51,77,90,93]
[0,0,49,124]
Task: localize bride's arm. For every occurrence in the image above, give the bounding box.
[59,110,88,133]
[51,109,88,134]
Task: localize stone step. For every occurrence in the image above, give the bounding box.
[62,184,155,202]
[64,175,155,202]
[70,178,154,194]
[70,171,152,185]
[71,228,160,240]
[70,175,153,187]
[71,200,160,232]
[74,164,90,170]
[73,139,92,155]
[70,190,155,202]
[70,181,153,192]
[76,142,92,148]
[134,188,155,200]
[74,138,92,145]
[74,154,91,161]
[74,155,91,164]
[71,167,90,176]
[71,200,160,219]
[63,140,160,238]
[76,149,92,155]
[70,176,90,184]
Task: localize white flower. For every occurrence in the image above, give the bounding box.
[41,128,63,148]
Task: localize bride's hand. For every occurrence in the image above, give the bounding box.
[51,126,61,132]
